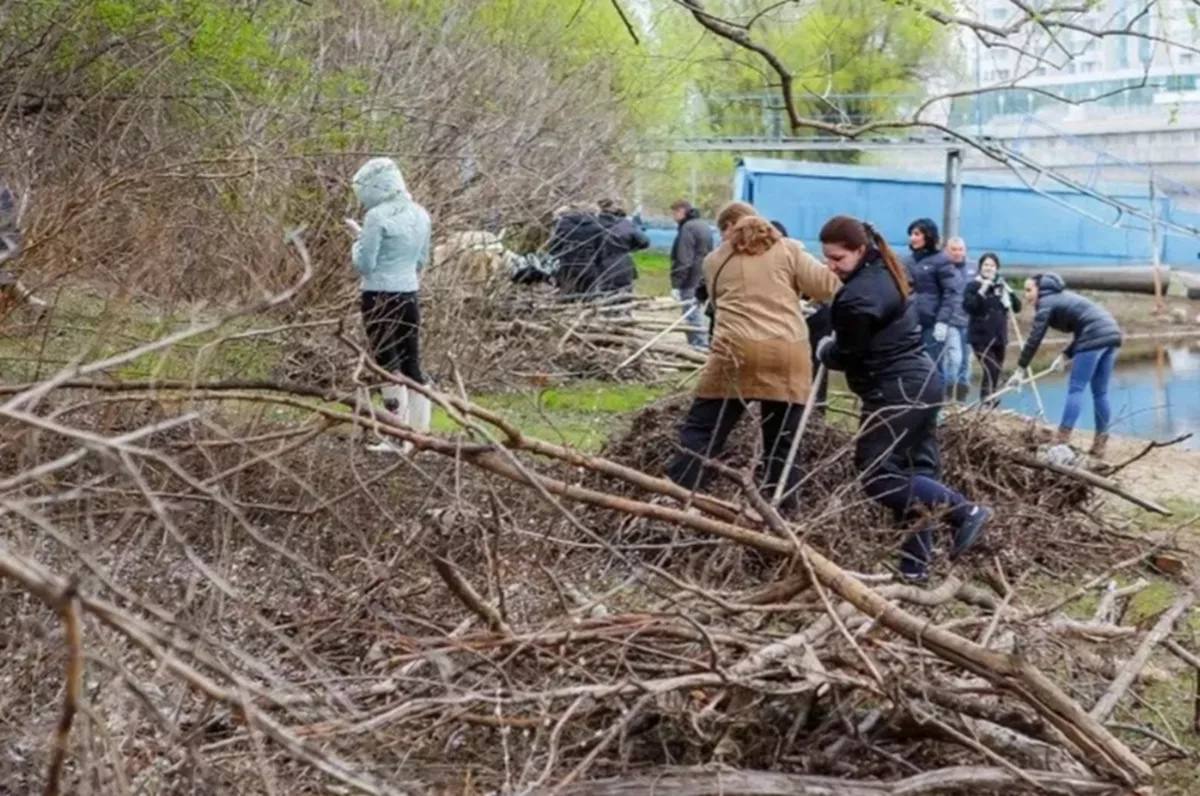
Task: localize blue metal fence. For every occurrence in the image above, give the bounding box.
[701,158,1200,269]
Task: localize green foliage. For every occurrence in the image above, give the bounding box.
[640,0,953,203]
[12,1,304,100]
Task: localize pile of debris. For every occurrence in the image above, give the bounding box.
[0,375,1195,795]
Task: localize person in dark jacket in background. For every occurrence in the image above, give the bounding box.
[594,198,649,296]
[548,204,606,297]
[944,236,974,400]
[670,199,714,350]
[816,215,991,582]
[1008,273,1123,458]
[903,218,961,375]
[963,253,1021,401]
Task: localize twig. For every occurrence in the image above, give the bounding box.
[543,764,1122,795]
[1010,451,1173,516]
[1108,433,1195,474]
[1090,586,1198,722]
[43,581,82,796]
[430,554,513,636]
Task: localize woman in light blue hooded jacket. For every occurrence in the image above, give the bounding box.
[349,157,432,448]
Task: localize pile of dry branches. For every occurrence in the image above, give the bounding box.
[270,284,708,396]
[2,277,1198,793]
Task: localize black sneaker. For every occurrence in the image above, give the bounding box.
[898,529,932,583]
[950,505,992,560]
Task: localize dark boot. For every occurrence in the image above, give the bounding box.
[950,504,992,560]
[1055,426,1073,446]
[956,383,971,401]
[899,528,933,582]
[1088,433,1109,459]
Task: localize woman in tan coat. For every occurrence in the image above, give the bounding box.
[666,202,842,507]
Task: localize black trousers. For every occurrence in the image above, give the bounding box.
[855,376,948,521]
[665,398,803,504]
[361,291,425,383]
[971,340,1005,400]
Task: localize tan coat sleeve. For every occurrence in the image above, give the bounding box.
[787,241,840,302]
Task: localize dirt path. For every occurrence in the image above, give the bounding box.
[1099,432,1200,511]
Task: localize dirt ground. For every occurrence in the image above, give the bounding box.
[1099,431,1200,509]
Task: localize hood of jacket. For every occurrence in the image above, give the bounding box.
[1037,272,1066,297]
[352,157,411,210]
[907,217,940,256]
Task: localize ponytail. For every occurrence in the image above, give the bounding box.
[863,221,910,299]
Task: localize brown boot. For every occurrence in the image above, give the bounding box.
[1054,427,1073,446]
[1088,433,1109,459]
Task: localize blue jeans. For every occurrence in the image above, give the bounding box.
[955,327,972,387]
[920,326,944,372]
[680,293,708,349]
[939,326,964,390]
[1061,346,1117,433]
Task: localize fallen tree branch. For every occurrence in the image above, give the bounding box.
[429,554,512,636]
[544,764,1125,795]
[1010,452,1172,516]
[1090,586,1198,722]
[42,581,82,796]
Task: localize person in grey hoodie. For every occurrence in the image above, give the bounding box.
[903,218,961,376]
[1008,273,1123,457]
[669,200,714,350]
[349,157,433,452]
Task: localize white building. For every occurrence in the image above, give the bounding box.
[952,0,1200,188]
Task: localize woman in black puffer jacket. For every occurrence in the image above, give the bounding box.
[962,252,1021,401]
[815,215,992,582]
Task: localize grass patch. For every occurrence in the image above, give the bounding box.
[432,380,673,451]
[0,290,279,383]
[634,250,671,297]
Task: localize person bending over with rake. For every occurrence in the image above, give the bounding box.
[815,215,992,582]
[665,202,840,513]
[1007,273,1123,459]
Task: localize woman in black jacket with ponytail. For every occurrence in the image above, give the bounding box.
[815,216,992,582]
[962,252,1021,401]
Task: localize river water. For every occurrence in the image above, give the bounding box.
[999,341,1200,450]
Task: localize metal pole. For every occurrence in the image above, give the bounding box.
[772,363,826,507]
[1007,309,1046,420]
[943,149,963,242]
[1150,169,1165,314]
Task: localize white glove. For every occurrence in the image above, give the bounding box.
[1049,354,1067,373]
[998,285,1013,310]
[343,217,362,235]
[815,334,836,364]
[1004,370,1024,391]
[670,288,682,303]
[933,322,948,343]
